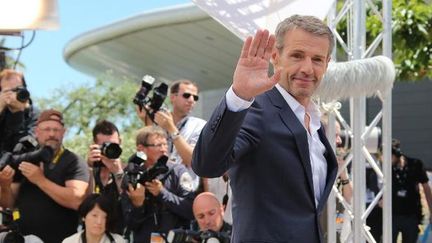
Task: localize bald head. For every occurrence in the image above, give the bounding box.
[193,192,224,232]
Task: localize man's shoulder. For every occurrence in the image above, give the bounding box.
[406,156,424,166]
[168,161,188,174]
[61,149,86,165]
[187,116,206,125]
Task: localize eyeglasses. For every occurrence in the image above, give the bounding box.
[144,143,168,148]
[39,127,63,133]
[180,92,199,101]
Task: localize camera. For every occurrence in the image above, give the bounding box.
[11,87,30,103]
[100,142,122,159]
[133,75,168,120]
[0,146,54,171]
[339,126,382,154]
[0,209,24,243]
[122,154,169,190]
[92,142,122,169]
[167,229,230,243]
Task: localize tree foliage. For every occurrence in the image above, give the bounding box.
[392,0,432,80]
[35,73,146,161]
[336,0,432,81]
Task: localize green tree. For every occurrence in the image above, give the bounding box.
[35,73,149,161]
[336,0,432,81]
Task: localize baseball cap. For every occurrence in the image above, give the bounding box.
[37,109,64,126]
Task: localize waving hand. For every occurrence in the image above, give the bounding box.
[232,29,281,101]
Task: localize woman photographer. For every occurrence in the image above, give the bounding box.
[62,194,125,243]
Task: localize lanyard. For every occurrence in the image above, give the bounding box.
[52,147,65,164]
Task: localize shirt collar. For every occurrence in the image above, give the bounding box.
[275,84,321,133]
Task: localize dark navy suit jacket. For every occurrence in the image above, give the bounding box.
[192,87,338,243]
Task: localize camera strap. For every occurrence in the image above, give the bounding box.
[52,146,65,165]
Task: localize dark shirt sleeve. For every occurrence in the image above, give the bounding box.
[192,97,263,178]
[64,151,90,182]
[0,106,39,153]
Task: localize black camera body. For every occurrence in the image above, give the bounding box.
[92,142,122,169]
[0,146,54,171]
[11,87,30,103]
[167,229,230,243]
[0,209,24,243]
[133,75,168,120]
[122,154,169,190]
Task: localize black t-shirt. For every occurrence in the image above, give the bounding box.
[392,156,428,218]
[15,149,89,243]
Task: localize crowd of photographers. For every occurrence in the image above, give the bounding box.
[0,70,231,243]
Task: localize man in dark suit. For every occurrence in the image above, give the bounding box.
[192,15,338,243]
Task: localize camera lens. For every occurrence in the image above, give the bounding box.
[14,87,30,103]
[101,143,122,159]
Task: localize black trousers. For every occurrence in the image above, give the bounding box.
[392,214,419,243]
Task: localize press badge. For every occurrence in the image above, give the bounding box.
[397,189,407,197]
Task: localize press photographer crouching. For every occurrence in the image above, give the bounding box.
[167,192,231,243]
[121,126,195,243]
[0,69,39,155]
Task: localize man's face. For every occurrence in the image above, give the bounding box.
[35,120,65,152]
[142,134,168,166]
[272,28,330,105]
[193,196,224,232]
[95,132,121,146]
[170,83,199,116]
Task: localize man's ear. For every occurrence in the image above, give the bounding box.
[271,50,279,67]
[137,144,146,153]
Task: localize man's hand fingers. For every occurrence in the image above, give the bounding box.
[240,36,253,59]
[256,30,270,58]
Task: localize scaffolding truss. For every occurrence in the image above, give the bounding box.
[325,0,393,243]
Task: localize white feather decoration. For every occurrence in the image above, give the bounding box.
[316,56,396,101]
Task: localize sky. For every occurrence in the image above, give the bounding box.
[6,0,188,99]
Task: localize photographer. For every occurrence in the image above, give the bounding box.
[0,69,39,154]
[0,109,89,243]
[193,192,232,235]
[87,120,124,195]
[86,120,126,235]
[167,192,231,243]
[122,126,195,243]
[392,139,432,243]
[137,80,206,190]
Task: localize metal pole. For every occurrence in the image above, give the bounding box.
[351,0,366,242]
[382,0,393,242]
[326,2,338,242]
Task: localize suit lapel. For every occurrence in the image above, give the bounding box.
[316,127,338,211]
[267,88,315,202]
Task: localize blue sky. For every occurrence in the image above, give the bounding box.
[8,0,188,99]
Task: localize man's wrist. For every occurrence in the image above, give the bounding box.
[169,131,181,140]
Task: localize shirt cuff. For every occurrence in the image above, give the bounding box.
[226,86,254,112]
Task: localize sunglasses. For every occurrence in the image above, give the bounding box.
[180,92,199,101]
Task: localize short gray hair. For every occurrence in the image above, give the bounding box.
[275,15,334,56]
